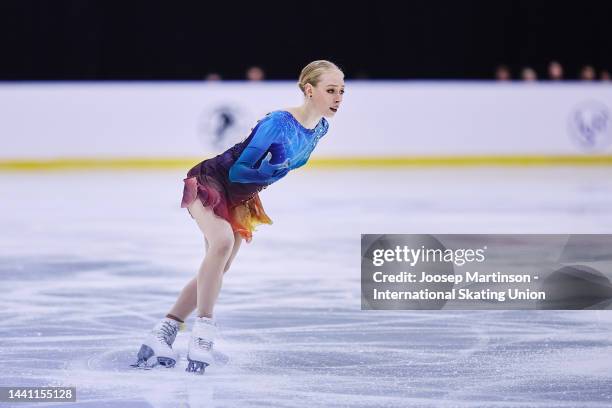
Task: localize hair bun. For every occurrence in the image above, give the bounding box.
[297,60,343,96]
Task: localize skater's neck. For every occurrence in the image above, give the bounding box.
[285,105,322,131]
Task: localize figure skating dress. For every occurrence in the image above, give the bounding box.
[180,110,329,242]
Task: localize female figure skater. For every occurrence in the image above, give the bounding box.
[132,60,345,373]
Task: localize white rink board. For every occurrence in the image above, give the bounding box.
[0,81,611,159]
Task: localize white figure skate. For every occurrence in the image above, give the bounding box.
[131,318,180,369]
[185,317,218,374]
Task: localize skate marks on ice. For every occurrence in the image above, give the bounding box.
[3,169,612,407]
[62,341,232,406]
[214,300,612,407]
[0,255,233,407]
[10,258,610,408]
[7,254,608,407]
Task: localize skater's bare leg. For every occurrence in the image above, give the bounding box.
[182,198,242,318]
[167,233,242,321]
[166,277,197,322]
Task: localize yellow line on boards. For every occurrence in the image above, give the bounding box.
[1,155,612,171]
[309,156,612,167]
[0,158,198,171]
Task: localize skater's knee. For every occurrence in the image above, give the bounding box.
[222,233,242,273]
[207,235,234,257]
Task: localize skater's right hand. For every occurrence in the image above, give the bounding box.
[258,152,290,178]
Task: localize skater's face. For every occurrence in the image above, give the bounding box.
[307,69,345,118]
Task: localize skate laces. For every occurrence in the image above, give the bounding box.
[156,321,178,345]
[195,337,213,350]
[192,317,217,350]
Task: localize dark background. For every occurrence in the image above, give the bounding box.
[1,0,610,80]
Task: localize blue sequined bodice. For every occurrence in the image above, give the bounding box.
[228,110,329,185]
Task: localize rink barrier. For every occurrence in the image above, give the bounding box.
[1,155,612,171]
[2,82,611,159]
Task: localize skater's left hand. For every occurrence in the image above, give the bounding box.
[258,152,290,177]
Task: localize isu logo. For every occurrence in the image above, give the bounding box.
[567,100,612,152]
[197,105,252,150]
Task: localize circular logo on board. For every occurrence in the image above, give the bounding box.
[567,100,612,152]
[197,104,253,151]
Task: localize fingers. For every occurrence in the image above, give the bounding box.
[273,158,290,169]
[259,153,290,178]
[273,167,290,177]
[266,158,289,170]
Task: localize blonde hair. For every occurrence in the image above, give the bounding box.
[297,60,343,95]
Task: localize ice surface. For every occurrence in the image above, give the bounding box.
[1,167,612,407]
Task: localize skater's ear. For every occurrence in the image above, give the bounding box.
[303,82,314,97]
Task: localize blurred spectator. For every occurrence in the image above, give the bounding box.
[599,69,610,82]
[246,66,265,81]
[580,65,596,81]
[494,65,511,81]
[521,67,537,82]
[547,61,563,80]
[205,72,222,81]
